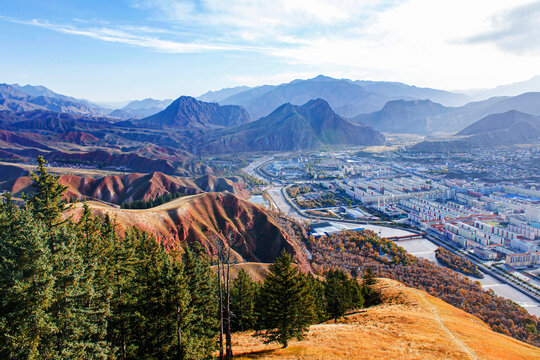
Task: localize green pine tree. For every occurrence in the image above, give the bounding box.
[230,269,257,331]
[106,228,140,359]
[362,268,379,307]
[348,277,364,310]
[25,159,111,359]
[26,156,70,229]
[256,250,311,348]
[305,274,327,323]
[324,269,353,321]
[0,196,55,360]
[181,244,219,360]
[43,224,111,360]
[127,230,190,359]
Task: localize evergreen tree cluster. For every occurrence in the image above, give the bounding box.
[121,191,185,209]
[0,157,217,360]
[229,252,377,348]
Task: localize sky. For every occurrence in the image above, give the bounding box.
[1,0,539,102]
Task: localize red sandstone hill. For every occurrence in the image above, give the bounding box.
[68,193,310,271]
[45,150,177,174]
[9,171,249,204]
[56,131,99,145]
[0,129,51,150]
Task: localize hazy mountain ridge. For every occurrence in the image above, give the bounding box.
[109,98,173,119]
[197,85,251,103]
[353,99,452,134]
[411,110,540,151]
[354,92,540,134]
[465,75,540,99]
[1,83,106,116]
[220,76,390,119]
[352,79,469,106]
[9,83,110,114]
[209,75,469,119]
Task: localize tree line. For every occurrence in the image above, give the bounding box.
[0,157,378,359]
[434,246,483,278]
[120,191,186,209]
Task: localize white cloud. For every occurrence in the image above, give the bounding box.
[466,0,540,54]
[8,18,275,53]
[137,0,383,39]
[4,0,540,90]
[133,0,540,89]
[282,0,350,23]
[267,0,540,89]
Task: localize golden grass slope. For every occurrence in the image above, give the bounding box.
[232,278,539,360]
[211,262,272,283]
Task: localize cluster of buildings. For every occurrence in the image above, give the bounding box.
[402,146,540,183]
[264,158,306,179]
[268,151,540,270]
[332,176,448,209]
[402,183,540,267]
[324,160,540,269]
[401,198,493,226]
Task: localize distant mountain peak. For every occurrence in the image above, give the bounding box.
[200,98,384,153]
[129,95,250,130]
[303,98,333,112]
[311,75,335,81]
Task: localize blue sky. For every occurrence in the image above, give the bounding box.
[1,0,539,102]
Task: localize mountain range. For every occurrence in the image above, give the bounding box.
[7,170,248,204]
[411,110,540,151]
[5,83,173,120]
[207,75,469,120]
[0,84,103,116]
[464,75,540,100]
[200,99,385,153]
[1,74,539,159]
[353,92,540,134]
[6,83,110,115]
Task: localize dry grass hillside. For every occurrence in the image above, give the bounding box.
[232,278,539,360]
[68,193,310,271]
[212,262,272,283]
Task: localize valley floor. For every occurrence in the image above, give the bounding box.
[230,279,539,360]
